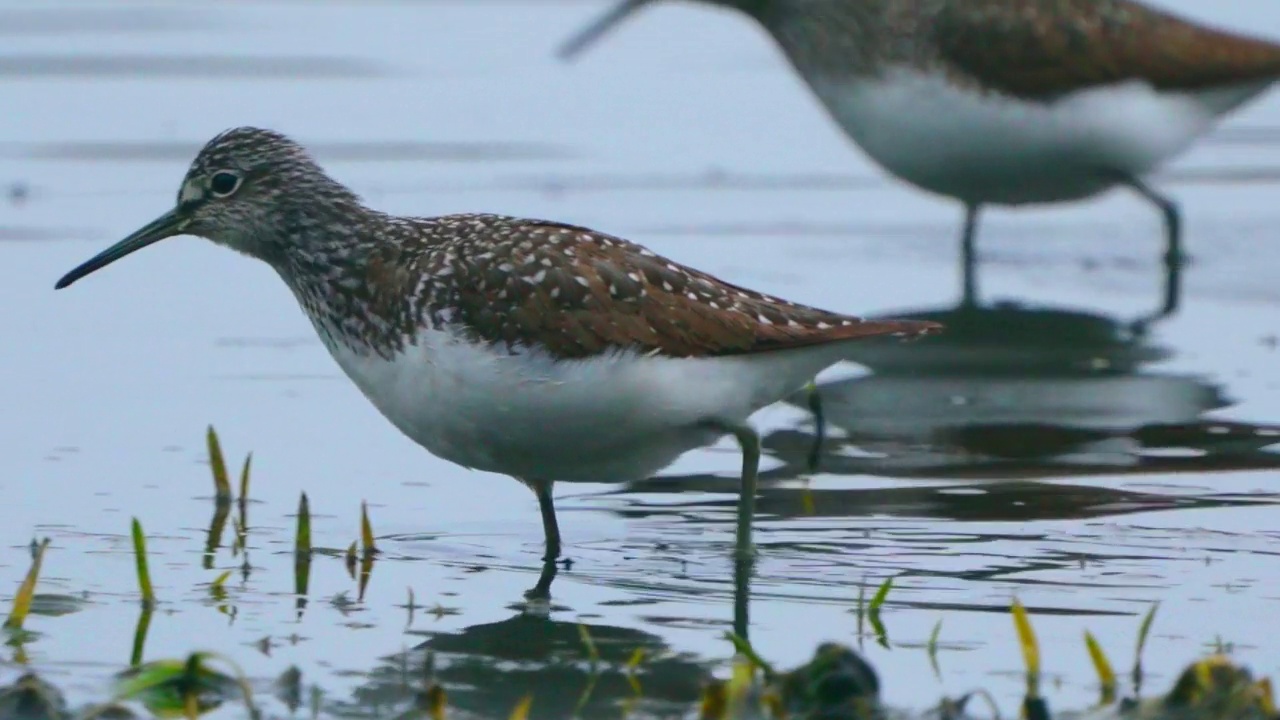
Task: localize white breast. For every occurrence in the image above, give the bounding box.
[805,68,1272,205]
[316,326,854,483]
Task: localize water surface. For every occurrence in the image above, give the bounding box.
[1,1,1279,717]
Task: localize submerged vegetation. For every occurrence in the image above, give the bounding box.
[0,427,1274,719]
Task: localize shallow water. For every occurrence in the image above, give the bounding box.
[2,0,1279,717]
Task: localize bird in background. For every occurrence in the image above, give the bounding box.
[559,0,1280,319]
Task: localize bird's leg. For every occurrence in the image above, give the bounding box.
[1124,177,1183,329]
[805,380,826,473]
[519,479,562,601]
[701,419,761,560]
[960,203,981,307]
[532,480,562,562]
[525,555,559,600]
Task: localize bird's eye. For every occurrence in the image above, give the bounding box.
[209,171,241,197]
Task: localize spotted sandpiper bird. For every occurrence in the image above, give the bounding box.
[54,127,939,568]
[559,0,1280,319]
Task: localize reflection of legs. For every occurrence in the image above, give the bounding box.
[1125,177,1183,328]
[733,551,752,640]
[960,203,981,307]
[805,381,825,473]
[525,557,559,600]
[701,419,760,641]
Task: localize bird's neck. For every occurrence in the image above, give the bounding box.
[274,210,419,360]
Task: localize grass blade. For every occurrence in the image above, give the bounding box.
[927,618,943,679]
[235,453,252,557]
[723,631,776,681]
[238,453,252,501]
[1011,598,1040,695]
[360,501,377,556]
[294,493,312,620]
[237,452,252,524]
[424,683,446,720]
[507,695,533,720]
[868,576,893,648]
[869,576,893,611]
[625,648,645,696]
[203,494,231,570]
[4,538,50,630]
[357,551,375,603]
[295,493,311,558]
[207,426,231,502]
[129,605,153,667]
[1132,602,1159,695]
[132,518,156,607]
[345,542,358,580]
[577,623,601,667]
[1012,599,1050,720]
[699,679,726,720]
[1084,631,1117,705]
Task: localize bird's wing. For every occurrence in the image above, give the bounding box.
[932,0,1280,99]
[435,217,939,359]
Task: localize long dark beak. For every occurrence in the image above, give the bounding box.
[557,0,651,61]
[54,207,188,290]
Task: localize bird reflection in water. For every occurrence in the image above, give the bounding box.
[615,298,1280,525]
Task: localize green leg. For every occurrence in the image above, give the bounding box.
[704,420,761,560]
[523,480,562,600]
[533,480,562,562]
[960,203,981,308]
[805,380,825,473]
[1124,176,1183,332]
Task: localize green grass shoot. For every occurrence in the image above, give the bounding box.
[207,426,231,502]
[238,452,252,501]
[424,683,446,720]
[357,551,375,603]
[129,604,153,668]
[209,570,234,620]
[295,493,312,559]
[360,501,378,556]
[507,695,533,720]
[203,495,231,570]
[4,538,50,631]
[869,576,893,611]
[236,452,252,554]
[1084,630,1117,705]
[625,648,645,696]
[132,518,156,607]
[345,541,358,579]
[927,618,943,679]
[699,679,727,720]
[1011,598,1040,697]
[1132,601,1159,694]
[868,576,893,647]
[114,651,260,720]
[210,571,231,598]
[723,631,776,681]
[570,624,603,715]
[577,623,601,667]
[294,493,312,620]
